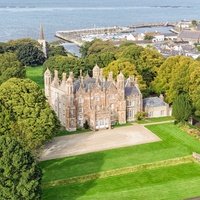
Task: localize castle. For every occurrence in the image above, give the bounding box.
[44,65,170,131]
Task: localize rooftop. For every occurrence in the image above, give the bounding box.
[143,97,166,107]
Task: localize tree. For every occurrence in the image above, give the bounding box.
[189,61,200,116]
[103,59,146,91]
[80,39,116,57]
[47,45,67,57]
[153,56,193,103]
[5,38,40,53]
[0,52,25,84]
[137,48,164,87]
[172,94,193,123]
[144,35,154,41]
[17,43,45,66]
[116,44,144,64]
[43,55,81,78]
[192,20,198,27]
[0,78,59,152]
[0,135,42,200]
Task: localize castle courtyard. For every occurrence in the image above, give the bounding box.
[40,124,161,161]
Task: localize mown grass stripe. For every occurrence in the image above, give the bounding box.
[42,155,194,189]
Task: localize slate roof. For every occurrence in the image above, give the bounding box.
[178,30,200,40]
[125,86,140,96]
[143,97,166,107]
[73,77,140,96]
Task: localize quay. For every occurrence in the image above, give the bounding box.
[55,21,176,45]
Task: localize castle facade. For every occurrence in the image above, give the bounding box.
[44,65,143,131]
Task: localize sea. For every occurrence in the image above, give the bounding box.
[0,0,199,55]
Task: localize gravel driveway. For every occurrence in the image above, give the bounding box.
[40,124,161,161]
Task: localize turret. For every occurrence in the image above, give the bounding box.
[117,71,125,91]
[44,68,51,99]
[66,71,74,95]
[52,70,60,87]
[117,71,126,124]
[99,68,104,81]
[60,72,67,89]
[93,64,100,79]
[108,71,114,82]
[78,69,83,86]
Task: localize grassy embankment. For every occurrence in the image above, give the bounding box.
[40,123,200,200]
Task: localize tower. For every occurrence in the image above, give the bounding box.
[65,72,76,131]
[44,68,51,101]
[117,71,126,124]
[38,24,47,58]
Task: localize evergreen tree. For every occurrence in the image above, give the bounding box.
[0,135,42,200]
[17,43,45,66]
[172,94,193,123]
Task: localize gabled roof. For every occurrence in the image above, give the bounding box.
[143,97,166,107]
[125,86,140,96]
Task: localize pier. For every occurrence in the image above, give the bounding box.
[55,22,176,45]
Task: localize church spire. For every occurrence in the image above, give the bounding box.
[39,24,45,40]
[38,24,47,58]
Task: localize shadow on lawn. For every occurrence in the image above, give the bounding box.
[41,152,105,200]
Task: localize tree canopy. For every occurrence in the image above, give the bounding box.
[0,78,59,152]
[80,39,116,57]
[103,59,146,91]
[17,43,45,66]
[0,135,42,200]
[0,52,25,84]
[153,56,193,103]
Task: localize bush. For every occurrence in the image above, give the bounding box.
[136,112,147,120]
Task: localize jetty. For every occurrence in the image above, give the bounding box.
[55,22,176,46]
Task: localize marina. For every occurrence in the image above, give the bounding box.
[55,22,176,46]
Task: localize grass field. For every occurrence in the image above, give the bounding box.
[42,163,200,200]
[26,66,44,88]
[40,123,200,199]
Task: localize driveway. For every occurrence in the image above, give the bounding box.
[40,124,161,161]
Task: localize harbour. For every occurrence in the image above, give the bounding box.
[55,22,176,46]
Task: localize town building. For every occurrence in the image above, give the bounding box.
[178,30,200,44]
[44,65,170,131]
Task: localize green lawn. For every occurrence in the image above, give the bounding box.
[137,116,174,124]
[40,123,200,200]
[40,123,200,183]
[26,66,44,88]
[42,162,200,200]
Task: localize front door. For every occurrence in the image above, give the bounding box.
[96,119,109,129]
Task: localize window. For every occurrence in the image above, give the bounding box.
[128,110,132,118]
[161,110,164,116]
[79,97,83,104]
[149,111,153,117]
[78,107,83,113]
[95,95,100,101]
[111,104,114,111]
